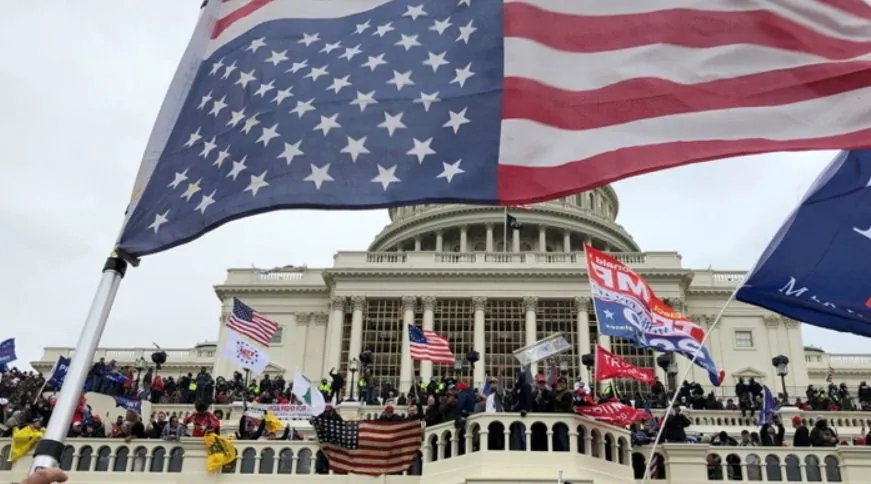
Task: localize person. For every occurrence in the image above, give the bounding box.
[21,468,68,484]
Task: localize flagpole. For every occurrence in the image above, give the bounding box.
[30,256,128,473]
[640,285,739,484]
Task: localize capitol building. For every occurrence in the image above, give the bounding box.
[7,186,871,483]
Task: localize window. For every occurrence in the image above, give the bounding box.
[734,330,754,348]
[270,327,284,345]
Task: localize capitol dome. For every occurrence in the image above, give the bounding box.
[369,186,640,253]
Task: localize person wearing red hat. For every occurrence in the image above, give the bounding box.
[792,416,810,446]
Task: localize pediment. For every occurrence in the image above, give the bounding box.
[731,367,766,378]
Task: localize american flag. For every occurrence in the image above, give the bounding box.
[227,297,279,347]
[408,325,454,363]
[311,413,423,476]
[117,0,871,258]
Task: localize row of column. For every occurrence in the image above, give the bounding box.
[406,225,603,253]
[325,295,604,391]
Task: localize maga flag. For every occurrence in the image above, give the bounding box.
[204,432,237,473]
[738,150,871,338]
[585,246,724,385]
[575,401,651,428]
[594,345,655,384]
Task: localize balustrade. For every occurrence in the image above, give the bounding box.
[1,412,864,483]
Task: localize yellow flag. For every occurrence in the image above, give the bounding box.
[263,413,283,434]
[203,433,237,473]
[10,427,44,463]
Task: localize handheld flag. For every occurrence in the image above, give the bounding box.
[759,385,777,426]
[221,330,270,374]
[0,338,16,366]
[408,325,454,364]
[585,246,724,385]
[116,1,871,258]
[113,396,143,415]
[737,150,871,338]
[227,298,280,347]
[203,432,237,472]
[594,345,655,384]
[9,426,44,463]
[291,372,327,417]
[47,356,71,388]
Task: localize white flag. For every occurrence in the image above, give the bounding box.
[221,330,269,374]
[292,372,326,416]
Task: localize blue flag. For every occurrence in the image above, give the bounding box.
[48,356,71,388]
[759,385,777,426]
[113,396,142,415]
[737,150,871,337]
[0,338,16,366]
[100,368,131,384]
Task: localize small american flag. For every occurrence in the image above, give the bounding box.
[311,413,423,476]
[227,298,279,347]
[408,325,454,364]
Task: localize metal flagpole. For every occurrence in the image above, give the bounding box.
[30,256,128,472]
[640,285,740,484]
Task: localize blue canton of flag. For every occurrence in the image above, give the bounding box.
[118,0,502,258]
[759,385,777,427]
[738,150,871,338]
[0,338,17,366]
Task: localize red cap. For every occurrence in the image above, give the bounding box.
[457,382,469,391]
[792,416,802,426]
[535,375,547,383]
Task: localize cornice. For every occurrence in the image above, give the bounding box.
[686,287,741,296]
[369,205,639,252]
[214,284,329,297]
[322,268,691,285]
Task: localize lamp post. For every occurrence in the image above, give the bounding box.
[133,356,148,393]
[772,355,790,403]
[347,358,359,402]
[465,350,479,384]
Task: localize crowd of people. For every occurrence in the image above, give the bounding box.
[5,361,871,461]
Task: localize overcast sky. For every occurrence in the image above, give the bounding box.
[1,2,862,370]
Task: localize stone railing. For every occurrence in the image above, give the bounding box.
[36,347,216,368]
[2,411,870,483]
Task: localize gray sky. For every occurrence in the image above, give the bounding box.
[1,2,860,369]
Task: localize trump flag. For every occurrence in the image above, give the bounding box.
[738,150,871,338]
[116,0,871,258]
[585,246,724,385]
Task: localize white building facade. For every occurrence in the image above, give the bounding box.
[36,186,867,396]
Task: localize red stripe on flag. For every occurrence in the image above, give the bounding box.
[503,3,871,59]
[212,0,274,39]
[497,126,871,204]
[323,420,423,476]
[409,329,455,364]
[502,61,871,131]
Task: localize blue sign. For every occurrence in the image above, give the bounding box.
[738,150,871,337]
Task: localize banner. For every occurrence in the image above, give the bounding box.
[48,356,71,388]
[575,401,651,428]
[513,333,572,366]
[594,345,655,384]
[0,338,17,366]
[585,246,724,386]
[233,402,313,421]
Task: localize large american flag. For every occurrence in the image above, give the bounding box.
[227,297,279,346]
[311,413,423,476]
[408,325,455,363]
[118,0,871,258]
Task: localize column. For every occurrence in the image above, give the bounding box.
[784,318,807,389]
[538,226,547,252]
[326,297,346,373]
[523,296,538,374]
[414,237,422,251]
[574,296,591,381]
[435,231,443,252]
[485,224,494,252]
[420,296,437,380]
[460,226,468,252]
[400,296,416,392]
[472,296,487,388]
[764,315,780,385]
[563,231,571,252]
[346,296,365,388]
[512,227,520,252]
